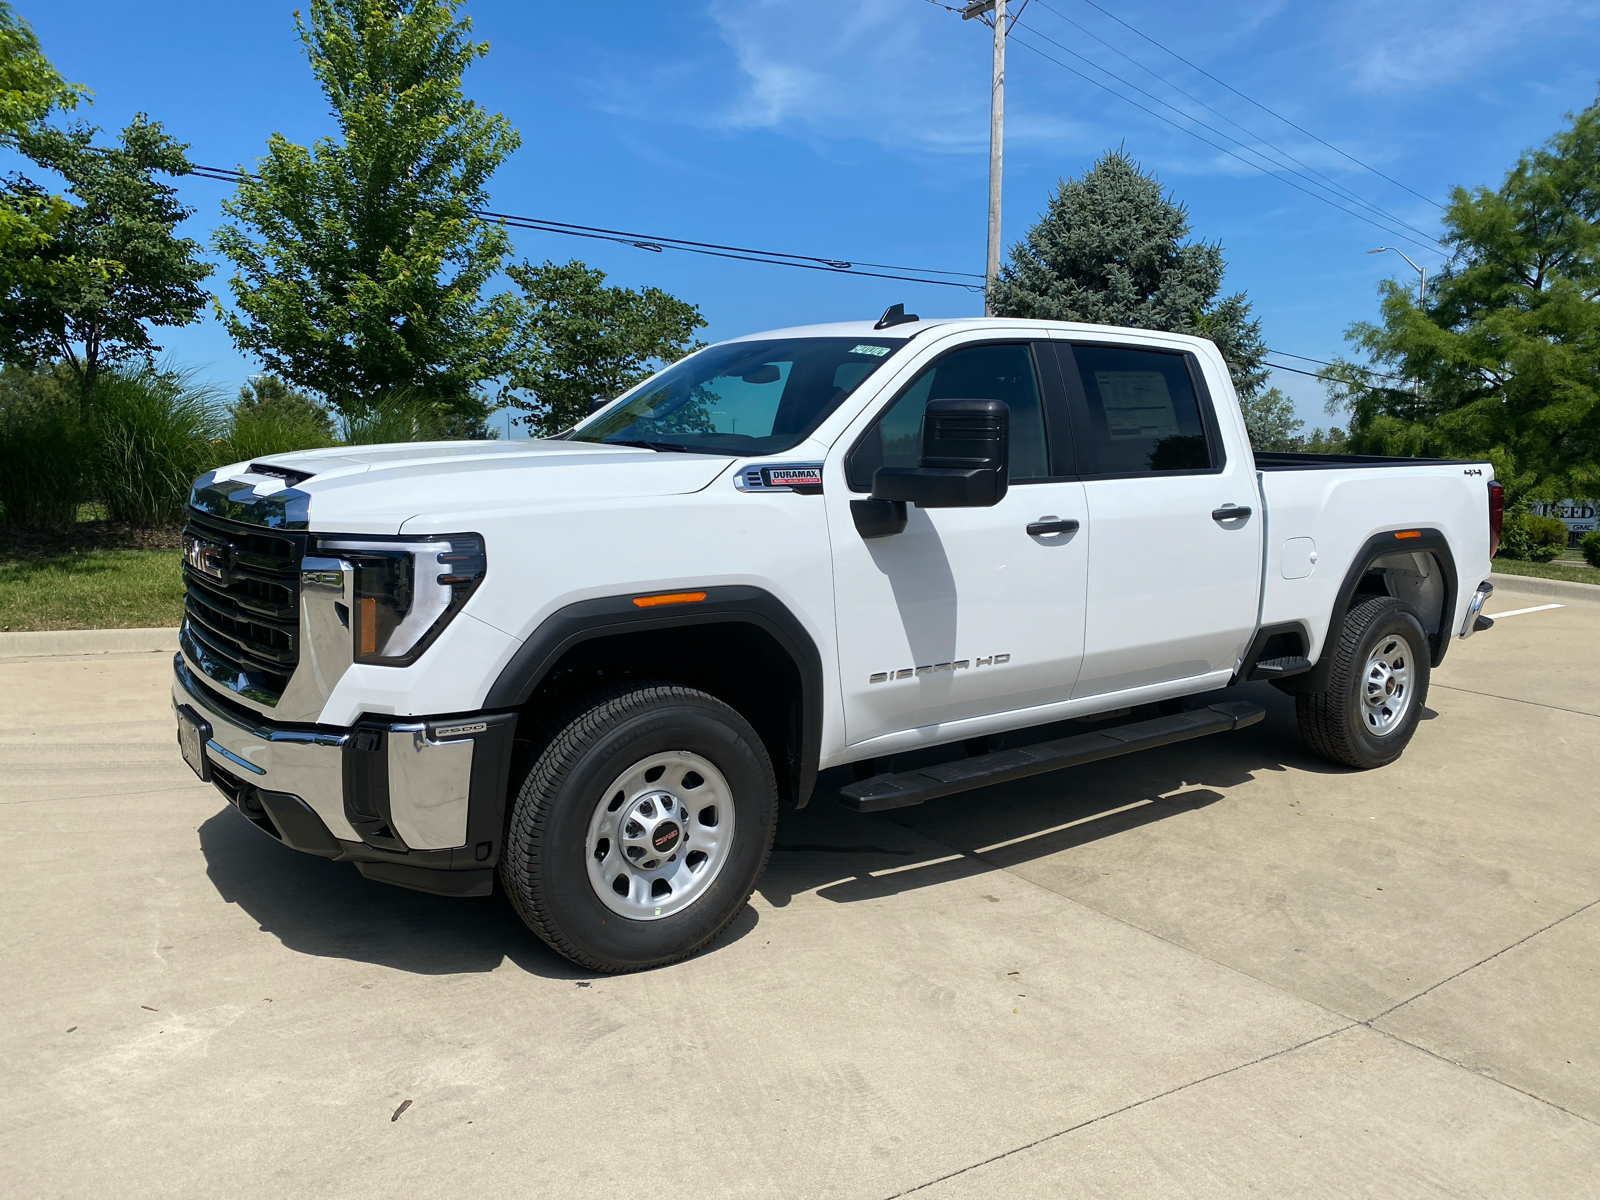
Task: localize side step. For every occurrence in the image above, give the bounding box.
[1248,655,1313,682]
[837,701,1265,813]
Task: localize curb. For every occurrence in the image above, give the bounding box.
[1489,571,1600,605]
[0,627,180,659]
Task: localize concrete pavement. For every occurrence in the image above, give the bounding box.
[2,577,1596,1197]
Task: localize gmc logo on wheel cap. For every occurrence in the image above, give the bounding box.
[651,823,681,853]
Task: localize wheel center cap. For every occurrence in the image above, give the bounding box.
[651,821,682,854]
[616,790,687,869]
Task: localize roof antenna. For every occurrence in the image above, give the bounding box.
[874,303,919,330]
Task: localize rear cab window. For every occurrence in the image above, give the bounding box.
[1055,343,1222,476]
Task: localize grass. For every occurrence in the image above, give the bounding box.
[0,549,183,631]
[1490,556,1600,586]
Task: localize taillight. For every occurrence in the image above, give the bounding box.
[1487,480,1505,557]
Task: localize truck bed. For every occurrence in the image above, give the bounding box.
[1254,451,1482,471]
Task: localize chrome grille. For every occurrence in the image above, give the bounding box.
[181,509,307,703]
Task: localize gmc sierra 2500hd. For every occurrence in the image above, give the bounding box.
[173,311,1502,971]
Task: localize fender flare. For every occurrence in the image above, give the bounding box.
[1300,527,1458,694]
[483,585,824,807]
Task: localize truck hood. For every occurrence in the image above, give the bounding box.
[192,439,735,534]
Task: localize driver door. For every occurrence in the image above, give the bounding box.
[825,339,1089,750]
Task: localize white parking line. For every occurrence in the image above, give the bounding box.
[1486,603,1565,619]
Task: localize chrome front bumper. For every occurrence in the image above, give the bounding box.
[171,656,517,893]
[174,653,355,838]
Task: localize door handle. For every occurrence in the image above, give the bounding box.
[1027,517,1080,536]
[1211,505,1252,523]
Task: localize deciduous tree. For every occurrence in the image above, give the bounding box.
[0,115,211,408]
[214,0,521,423]
[1323,98,1600,501]
[503,259,705,436]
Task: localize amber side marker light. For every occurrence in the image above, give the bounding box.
[632,591,708,608]
[1394,530,1422,539]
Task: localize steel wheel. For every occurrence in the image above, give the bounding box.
[1360,631,1414,736]
[585,750,735,921]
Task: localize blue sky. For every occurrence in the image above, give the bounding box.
[15,0,1600,437]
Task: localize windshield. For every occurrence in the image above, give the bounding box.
[571,336,909,455]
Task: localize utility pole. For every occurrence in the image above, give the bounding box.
[1368,247,1426,402]
[964,0,1006,315]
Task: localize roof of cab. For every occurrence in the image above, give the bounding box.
[717,315,1218,352]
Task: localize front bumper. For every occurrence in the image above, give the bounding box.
[171,655,516,897]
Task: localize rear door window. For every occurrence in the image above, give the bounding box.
[1064,345,1216,476]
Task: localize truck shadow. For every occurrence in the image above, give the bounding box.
[194,811,714,979]
[758,682,1355,908]
[194,682,1371,976]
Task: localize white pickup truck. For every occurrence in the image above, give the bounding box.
[173,311,1503,971]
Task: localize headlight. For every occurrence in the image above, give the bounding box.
[316,533,486,666]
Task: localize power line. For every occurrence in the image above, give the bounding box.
[1069,0,1443,210]
[185,164,986,291]
[1027,1,1436,240]
[1004,30,1440,256]
[1011,18,1437,245]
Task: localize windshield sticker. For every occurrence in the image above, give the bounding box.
[850,344,892,357]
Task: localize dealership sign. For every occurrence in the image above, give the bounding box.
[1532,500,1597,535]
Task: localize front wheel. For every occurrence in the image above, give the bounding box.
[1296,596,1431,769]
[500,682,778,972]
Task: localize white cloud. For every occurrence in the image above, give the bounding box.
[704,0,1092,154]
[1332,0,1600,92]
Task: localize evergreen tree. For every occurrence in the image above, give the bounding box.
[1322,98,1600,502]
[991,148,1271,420]
[214,0,521,424]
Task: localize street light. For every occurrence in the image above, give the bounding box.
[1368,246,1426,307]
[1369,247,1426,402]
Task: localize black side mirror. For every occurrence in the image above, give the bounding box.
[870,399,1010,508]
[587,397,612,416]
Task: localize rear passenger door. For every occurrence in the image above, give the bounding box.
[1048,341,1261,701]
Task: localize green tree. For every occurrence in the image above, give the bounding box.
[0,3,91,296]
[503,259,706,436]
[991,148,1271,412]
[1239,385,1305,452]
[0,115,211,408]
[234,374,334,438]
[1323,98,1600,501]
[214,0,521,424]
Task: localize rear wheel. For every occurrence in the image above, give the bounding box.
[500,682,778,972]
[1296,597,1430,769]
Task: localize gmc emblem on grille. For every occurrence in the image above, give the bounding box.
[183,532,229,582]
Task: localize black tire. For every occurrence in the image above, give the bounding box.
[1296,596,1431,769]
[500,682,778,972]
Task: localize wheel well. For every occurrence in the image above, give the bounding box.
[518,622,807,806]
[1287,531,1459,695]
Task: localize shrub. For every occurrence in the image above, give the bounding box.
[1525,514,1571,562]
[226,400,337,462]
[339,391,449,445]
[0,366,91,527]
[1581,529,1600,569]
[89,364,224,527]
[1497,509,1568,561]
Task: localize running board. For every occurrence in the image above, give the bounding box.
[837,701,1266,813]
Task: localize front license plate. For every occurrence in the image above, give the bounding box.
[176,705,213,782]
